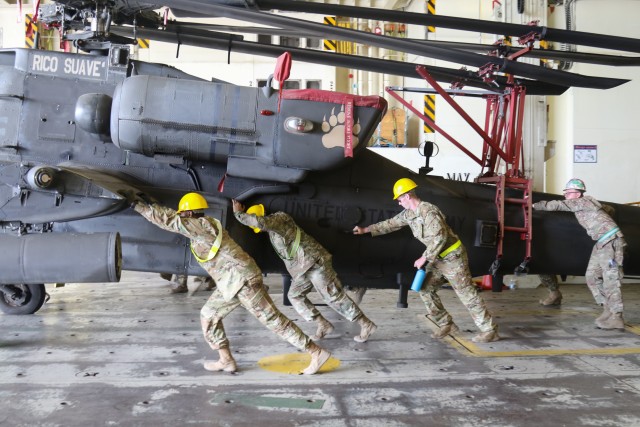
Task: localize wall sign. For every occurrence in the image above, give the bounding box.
[574,145,597,163]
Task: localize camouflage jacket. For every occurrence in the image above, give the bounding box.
[135,203,262,301]
[533,195,623,246]
[368,201,461,263]
[235,211,328,277]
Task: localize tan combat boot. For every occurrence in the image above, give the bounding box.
[350,286,367,304]
[311,316,334,340]
[354,316,377,343]
[302,344,332,375]
[169,275,188,293]
[431,322,459,339]
[594,306,612,326]
[472,329,500,343]
[596,312,625,330]
[204,348,237,372]
[169,282,188,293]
[539,290,562,306]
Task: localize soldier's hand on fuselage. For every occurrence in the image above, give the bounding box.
[353,226,369,235]
[231,199,245,213]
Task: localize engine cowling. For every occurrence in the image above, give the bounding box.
[105,75,386,183]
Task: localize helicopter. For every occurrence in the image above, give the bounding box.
[0,0,638,315]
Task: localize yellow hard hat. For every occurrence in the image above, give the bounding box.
[246,204,265,233]
[177,192,208,213]
[392,178,418,200]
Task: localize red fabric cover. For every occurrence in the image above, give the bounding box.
[274,52,292,83]
[274,52,292,113]
[281,89,388,112]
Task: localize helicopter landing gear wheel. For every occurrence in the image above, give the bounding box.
[0,283,47,315]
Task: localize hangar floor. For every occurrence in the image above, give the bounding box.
[2,272,640,427]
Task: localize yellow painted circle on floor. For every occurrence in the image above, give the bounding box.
[257,353,341,374]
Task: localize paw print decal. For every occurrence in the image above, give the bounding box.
[321,105,362,149]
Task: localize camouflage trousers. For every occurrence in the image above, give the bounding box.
[419,247,497,333]
[160,273,187,287]
[539,274,559,291]
[193,276,215,291]
[289,257,363,323]
[586,237,625,313]
[200,276,311,351]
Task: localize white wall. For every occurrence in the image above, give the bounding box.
[547,0,640,203]
[0,3,36,48]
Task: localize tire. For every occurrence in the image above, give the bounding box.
[0,284,47,315]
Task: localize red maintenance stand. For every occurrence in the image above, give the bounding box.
[386,41,539,290]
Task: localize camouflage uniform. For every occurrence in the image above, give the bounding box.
[369,201,497,333]
[134,203,312,352]
[160,273,188,293]
[539,274,559,291]
[235,211,365,323]
[193,276,215,291]
[533,196,625,313]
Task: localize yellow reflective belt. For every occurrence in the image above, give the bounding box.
[439,239,461,258]
[287,227,301,259]
[190,218,223,263]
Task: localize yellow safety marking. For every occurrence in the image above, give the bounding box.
[424,315,640,357]
[257,353,341,375]
[324,16,336,26]
[323,16,337,51]
[25,13,36,49]
[423,94,435,133]
[323,39,337,51]
[337,21,355,55]
[451,336,640,357]
[426,0,436,33]
[136,38,150,49]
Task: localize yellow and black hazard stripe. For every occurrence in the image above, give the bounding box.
[25,14,37,49]
[426,0,436,34]
[323,16,337,51]
[136,38,151,49]
[423,94,435,133]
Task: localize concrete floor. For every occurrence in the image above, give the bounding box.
[2,272,640,427]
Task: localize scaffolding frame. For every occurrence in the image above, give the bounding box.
[386,64,534,286]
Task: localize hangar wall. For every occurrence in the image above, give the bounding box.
[547,0,640,203]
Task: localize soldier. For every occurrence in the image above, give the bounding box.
[127,192,332,375]
[533,178,626,329]
[232,200,377,343]
[353,178,500,343]
[539,274,562,306]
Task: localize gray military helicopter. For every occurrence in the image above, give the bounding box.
[1,0,638,314]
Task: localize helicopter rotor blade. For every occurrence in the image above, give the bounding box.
[171,22,301,37]
[164,21,640,67]
[112,25,569,96]
[253,0,640,55]
[166,20,640,67]
[407,39,640,67]
[165,0,629,90]
[170,20,640,67]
